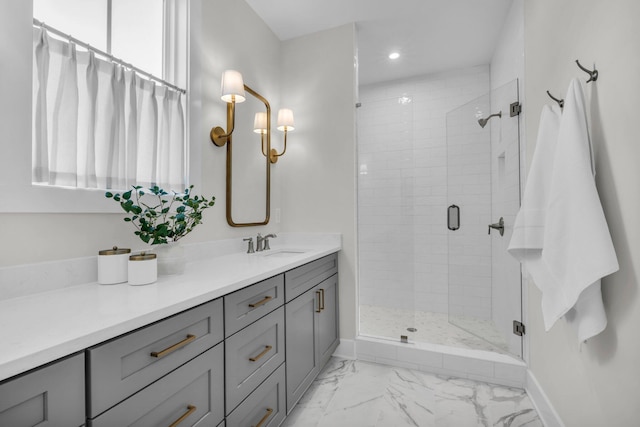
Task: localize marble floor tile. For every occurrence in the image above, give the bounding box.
[282,358,542,427]
[359,305,510,354]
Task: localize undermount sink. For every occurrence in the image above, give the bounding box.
[260,249,306,258]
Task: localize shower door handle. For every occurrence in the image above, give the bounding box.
[488,217,505,236]
[447,205,460,231]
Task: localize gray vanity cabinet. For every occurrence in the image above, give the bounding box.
[225,306,285,412]
[285,254,339,413]
[89,343,224,427]
[0,353,85,427]
[316,274,339,366]
[224,274,284,337]
[1,251,340,426]
[226,364,286,427]
[86,298,224,418]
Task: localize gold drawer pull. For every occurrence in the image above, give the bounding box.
[249,345,273,362]
[168,404,196,427]
[151,334,196,358]
[319,288,325,311]
[252,408,274,427]
[316,291,322,313]
[249,295,273,308]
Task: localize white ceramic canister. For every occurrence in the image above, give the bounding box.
[98,246,131,285]
[128,252,158,286]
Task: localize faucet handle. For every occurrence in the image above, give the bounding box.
[243,237,255,253]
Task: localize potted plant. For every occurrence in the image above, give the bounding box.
[106,185,215,274]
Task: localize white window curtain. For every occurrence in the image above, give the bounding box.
[32,27,186,192]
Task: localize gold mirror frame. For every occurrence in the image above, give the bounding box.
[223,85,271,227]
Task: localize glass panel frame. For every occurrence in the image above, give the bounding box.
[446,79,523,357]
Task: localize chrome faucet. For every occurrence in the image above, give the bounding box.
[263,233,277,250]
[256,233,277,251]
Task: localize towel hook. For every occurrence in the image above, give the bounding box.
[576,60,598,83]
[546,90,564,108]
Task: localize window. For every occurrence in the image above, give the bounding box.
[33,0,165,78]
[32,0,188,193]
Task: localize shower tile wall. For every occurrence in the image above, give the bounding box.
[446,97,493,320]
[358,65,491,315]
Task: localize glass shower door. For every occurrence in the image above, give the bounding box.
[357,93,417,343]
[446,80,523,357]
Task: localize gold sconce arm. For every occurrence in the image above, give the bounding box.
[269,108,294,164]
[269,129,288,163]
[211,101,237,147]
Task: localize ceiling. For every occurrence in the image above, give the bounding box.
[245,0,513,86]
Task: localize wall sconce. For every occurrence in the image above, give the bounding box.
[253,111,269,157]
[269,108,295,164]
[210,70,246,147]
[253,108,294,164]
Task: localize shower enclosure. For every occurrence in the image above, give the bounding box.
[358,76,523,358]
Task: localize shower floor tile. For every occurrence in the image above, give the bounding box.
[360,305,510,354]
[282,358,542,427]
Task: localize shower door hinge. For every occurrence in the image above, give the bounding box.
[513,320,526,336]
[510,102,522,117]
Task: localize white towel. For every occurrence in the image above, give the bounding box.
[508,104,562,261]
[509,79,618,342]
[538,78,618,341]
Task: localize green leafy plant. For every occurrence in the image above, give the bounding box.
[106,185,215,245]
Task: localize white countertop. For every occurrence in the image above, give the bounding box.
[0,234,341,382]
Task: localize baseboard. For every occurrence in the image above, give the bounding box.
[526,369,565,427]
[332,339,356,359]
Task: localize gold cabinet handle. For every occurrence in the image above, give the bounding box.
[150,334,196,358]
[248,295,273,308]
[252,408,274,427]
[168,404,196,427]
[319,288,325,311]
[249,345,273,362]
[315,291,322,313]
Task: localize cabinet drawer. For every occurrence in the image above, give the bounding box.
[225,274,284,337]
[89,343,224,427]
[226,363,286,427]
[226,306,285,413]
[87,298,224,417]
[0,353,85,427]
[285,253,337,302]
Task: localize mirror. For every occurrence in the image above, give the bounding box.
[224,85,271,227]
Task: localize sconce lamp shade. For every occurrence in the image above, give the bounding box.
[221,70,246,103]
[277,108,295,132]
[253,112,268,134]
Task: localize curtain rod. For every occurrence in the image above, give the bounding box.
[32,18,186,94]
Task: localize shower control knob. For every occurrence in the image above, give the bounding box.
[488,217,505,236]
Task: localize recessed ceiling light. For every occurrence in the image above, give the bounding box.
[388,52,400,60]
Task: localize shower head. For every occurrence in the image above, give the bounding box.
[478,111,502,128]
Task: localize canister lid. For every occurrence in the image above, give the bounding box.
[99,246,132,256]
[129,252,157,261]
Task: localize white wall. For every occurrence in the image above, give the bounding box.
[525,1,640,424]
[197,0,282,236]
[279,24,358,339]
[0,0,283,267]
[358,66,491,316]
